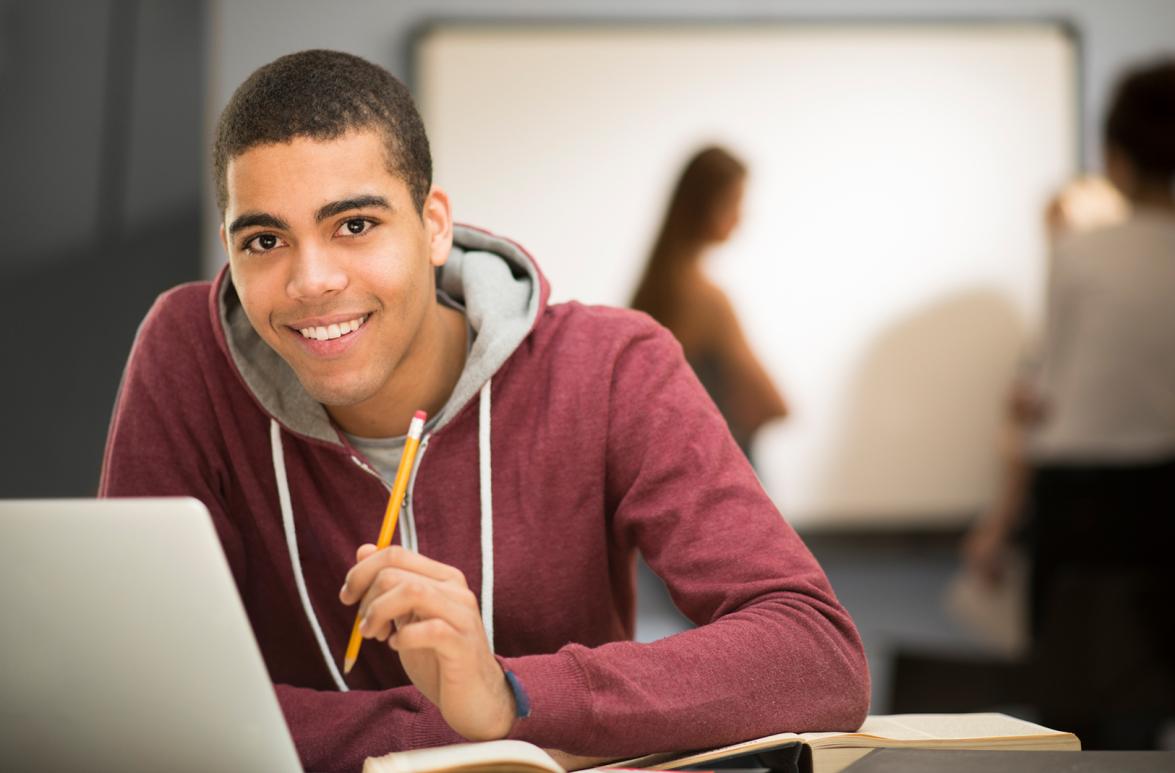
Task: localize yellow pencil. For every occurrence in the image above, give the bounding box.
[343,409,427,676]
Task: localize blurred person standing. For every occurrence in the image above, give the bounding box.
[631,147,788,462]
[964,175,1129,589]
[972,59,1175,749]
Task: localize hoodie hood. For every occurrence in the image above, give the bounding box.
[213,224,548,444]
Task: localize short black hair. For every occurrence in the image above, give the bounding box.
[213,49,432,214]
[1104,58,1175,185]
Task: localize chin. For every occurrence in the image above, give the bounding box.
[298,375,378,408]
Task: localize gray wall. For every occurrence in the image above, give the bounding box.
[0,1,206,497]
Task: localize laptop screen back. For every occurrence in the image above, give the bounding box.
[0,497,303,773]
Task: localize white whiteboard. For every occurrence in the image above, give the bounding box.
[416,22,1078,529]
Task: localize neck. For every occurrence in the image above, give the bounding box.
[328,303,468,438]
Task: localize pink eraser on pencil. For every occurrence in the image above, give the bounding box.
[414,410,427,421]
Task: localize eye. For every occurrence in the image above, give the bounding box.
[242,233,286,254]
[336,218,375,238]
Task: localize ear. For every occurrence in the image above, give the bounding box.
[422,186,454,268]
[219,223,229,254]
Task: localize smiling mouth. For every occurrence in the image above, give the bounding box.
[294,314,370,342]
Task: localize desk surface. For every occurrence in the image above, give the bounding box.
[844,749,1175,772]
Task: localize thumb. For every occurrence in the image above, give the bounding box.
[356,543,379,562]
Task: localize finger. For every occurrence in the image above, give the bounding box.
[360,574,479,636]
[340,544,380,604]
[359,572,477,643]
[360,576,480,640]
[373,545,468,585]
[366,611,413,644]
[388,617,462,656]
[355,565,478,621]
[341,545,466,603]
[340,544,407,603]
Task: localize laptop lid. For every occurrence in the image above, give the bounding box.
[0,497,303,773]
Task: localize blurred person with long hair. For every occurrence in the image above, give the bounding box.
[632,147,788,461]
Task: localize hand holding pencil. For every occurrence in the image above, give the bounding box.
[339,409,517,740]
[340,409,427,675]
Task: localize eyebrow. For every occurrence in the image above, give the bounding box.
[226,212,290,237]
[226,195,393,238]
[315,195,392,222]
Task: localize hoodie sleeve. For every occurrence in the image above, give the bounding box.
[98,289,444,773]
[99,288,247,575]
[497,317,870,757]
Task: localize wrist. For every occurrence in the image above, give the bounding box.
[503,669,531,720]
[486,658,530,740]
[485,668,519,740]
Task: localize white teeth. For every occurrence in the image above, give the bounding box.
[297,315,367,340]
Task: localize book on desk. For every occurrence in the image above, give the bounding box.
[362,712,1080,773]
[841,748,1175,772]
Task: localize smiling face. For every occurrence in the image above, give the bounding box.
[221,129,453,414]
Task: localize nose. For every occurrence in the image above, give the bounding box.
[286,242,348,301]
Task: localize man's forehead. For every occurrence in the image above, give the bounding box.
[227,130,389,172]
[223,131,407,218]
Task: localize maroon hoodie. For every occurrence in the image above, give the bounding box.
[100,226,869,772]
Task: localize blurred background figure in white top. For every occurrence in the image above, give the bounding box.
[967,57,1175,750]
[963,175,1130,588]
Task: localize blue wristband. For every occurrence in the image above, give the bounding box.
[504,669,532,719]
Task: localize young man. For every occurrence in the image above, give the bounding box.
[101,50,869,772]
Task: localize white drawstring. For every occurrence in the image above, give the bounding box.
[478,379,495,653]
[271,419,350,692]
[271,379,496,687]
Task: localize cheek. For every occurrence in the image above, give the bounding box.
[363,252,431,314]
[230,262,284,336]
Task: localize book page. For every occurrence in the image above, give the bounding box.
[609,735,805,770]
[800,713,1079,749]
[607,713,1080,771]
[364,739,564,773]
[612,713,1079,770]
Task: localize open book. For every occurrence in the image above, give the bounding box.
[364,740,567,773]
[364,713,1079,773]
[621,712,1080,773]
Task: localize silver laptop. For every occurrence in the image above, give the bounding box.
[0,497,303,773]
